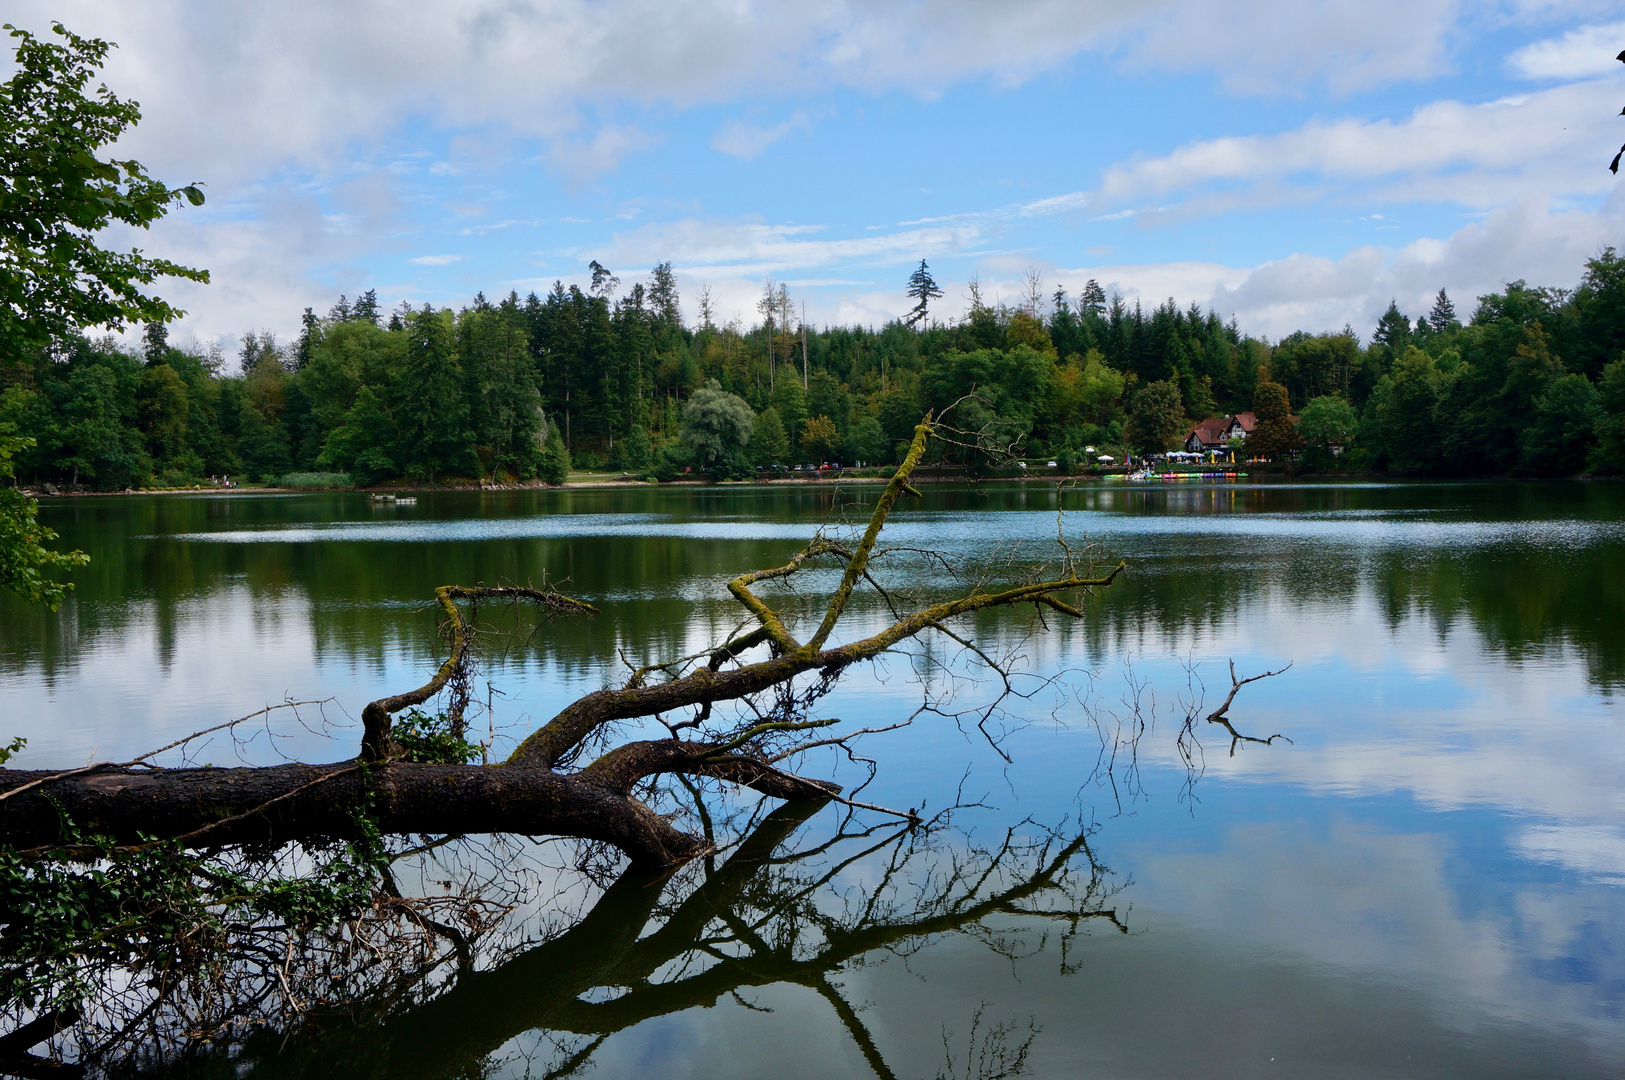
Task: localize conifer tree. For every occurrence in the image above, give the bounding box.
[589,260,620,300]
[649,262,681,327]
[141,321,168,367]
[751,407,789,466]
[395,307,473,481]
[1371,300,1412,362]
[1427,289,1457,333]
[537,424,570,484]
[904,260,943,327]
[696,284,717,331]
[352,288,381,325]
[291,307,319,372]
[1079,280,1107,315]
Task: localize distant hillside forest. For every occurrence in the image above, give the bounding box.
[5,252,1625,489]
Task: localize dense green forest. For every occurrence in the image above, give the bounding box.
[5,252,1625,490]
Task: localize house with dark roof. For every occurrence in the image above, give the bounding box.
[1185,418,1231,453]
[1184,412,1257,454]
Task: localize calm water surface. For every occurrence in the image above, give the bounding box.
[4,479,1624,1078]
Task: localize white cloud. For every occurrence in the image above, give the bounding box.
[410,254,463,265]
[1120,0,1463,96]
[710,110,826,160]
[114,175,421,348]
[1028,78,1623,220]
[0,0,1124,187]
[1207,195,1621,336]
[596,217,985,280]
[989,194,1619,339]
[15,1,1617,344]
[2,0,1520,193]
[547,125,662,184]
[1508,18,1625,79]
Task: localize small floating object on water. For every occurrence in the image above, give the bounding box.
[394,496,416,505]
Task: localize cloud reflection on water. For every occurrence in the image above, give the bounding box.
[5,483,1624,1073]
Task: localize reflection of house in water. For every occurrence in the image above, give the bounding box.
[1184,411,1256,455]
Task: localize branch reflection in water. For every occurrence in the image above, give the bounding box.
[19,796,1119,1079]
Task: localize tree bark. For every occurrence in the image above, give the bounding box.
[0,757,844,866]
[0,763,681,865]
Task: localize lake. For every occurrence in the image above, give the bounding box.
[3,478,1623,1078]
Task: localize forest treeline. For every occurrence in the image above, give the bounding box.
[4,252,1625,489]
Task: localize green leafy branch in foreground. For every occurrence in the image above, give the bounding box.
[0,431,86,609]
[0,808,388,1016]
[1,20,208,365]
[392,707,483,765]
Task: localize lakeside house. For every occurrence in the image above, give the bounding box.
[1183,410,1310,459]
[1184,412,1257,454]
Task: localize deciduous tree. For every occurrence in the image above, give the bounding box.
[1296,394,1356,451]
[799,414,840,461]
[1523,373,1600,475]
[0,433,86,607]
[681,381,753,467]
[0,23,207,365]
[1125,379,1184,457]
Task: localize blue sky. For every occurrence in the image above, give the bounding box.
[12,0,1625,351]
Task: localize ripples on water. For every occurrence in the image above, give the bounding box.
[4,479,1623,1077]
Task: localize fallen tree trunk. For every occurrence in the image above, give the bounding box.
[1,763,673,864]
[0,756,838,865]
[0,414,1121,867]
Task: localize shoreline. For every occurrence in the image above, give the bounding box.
[20,467,1613,497]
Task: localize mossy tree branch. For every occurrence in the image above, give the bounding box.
[2,417,1123,869]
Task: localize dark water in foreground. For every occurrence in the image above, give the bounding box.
[4,479,1624,1078]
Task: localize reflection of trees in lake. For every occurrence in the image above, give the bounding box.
[7,484,1625,691]
[1363,541,1625,687]
[24,801,1117,1078]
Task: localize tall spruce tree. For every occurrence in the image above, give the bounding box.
[649,262,681,327]
[141,321,168,367]
[1371,301,1412,364]
[1427,289,1456,333]
[395,307,473,480]
[352,288,380,326]
[291,307,319,372]
[1079,280,1107,315]
[904,260,943,327]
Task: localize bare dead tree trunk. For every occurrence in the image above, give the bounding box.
[0,415,1123,867]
